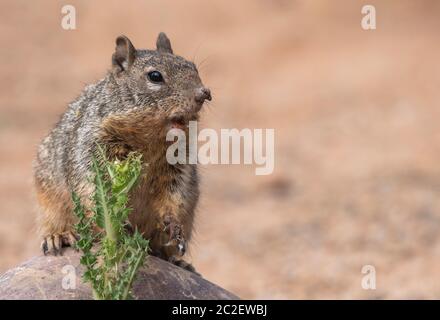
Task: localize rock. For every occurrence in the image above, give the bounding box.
[0,249,238,300]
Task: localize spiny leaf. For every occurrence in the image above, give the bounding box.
[73,144,148,300]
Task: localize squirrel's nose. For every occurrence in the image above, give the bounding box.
[194,87,211,104]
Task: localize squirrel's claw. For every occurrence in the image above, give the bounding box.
[41,239,48,255]
[41,235,61,256]
[41,231,79,256]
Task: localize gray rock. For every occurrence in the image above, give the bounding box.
[0,249,238,300]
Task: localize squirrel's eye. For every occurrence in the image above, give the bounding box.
[147,71,164,83]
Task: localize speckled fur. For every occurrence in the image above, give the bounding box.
[33,33,209,271]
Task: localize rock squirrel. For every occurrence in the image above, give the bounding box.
[33,33,211,273]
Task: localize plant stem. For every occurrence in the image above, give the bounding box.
[93,158,117,243]
[92,288,101,300]
[121,249,147,300]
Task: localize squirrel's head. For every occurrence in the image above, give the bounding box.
[109,33,211,131]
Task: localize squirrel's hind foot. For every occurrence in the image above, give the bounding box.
[169,257,201,276]
[41,231,79,256]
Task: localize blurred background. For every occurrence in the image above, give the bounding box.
[1,0,440,299]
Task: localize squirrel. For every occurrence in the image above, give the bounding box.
[33,33,211,273]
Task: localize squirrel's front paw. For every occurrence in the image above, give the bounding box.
[41,231,79,256]
[162,214,186,256]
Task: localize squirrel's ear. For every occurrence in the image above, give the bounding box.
[156,32,173,54]
[112,35,136,72]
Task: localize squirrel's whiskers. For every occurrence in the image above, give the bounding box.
[34,33,211,275]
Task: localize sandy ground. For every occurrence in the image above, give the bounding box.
[1,0,440,299]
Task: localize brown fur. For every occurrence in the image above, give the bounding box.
[33,33,210,273]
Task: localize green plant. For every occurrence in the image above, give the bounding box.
[72,145,149,300]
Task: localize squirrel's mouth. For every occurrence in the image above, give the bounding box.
[168,114,198,130]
